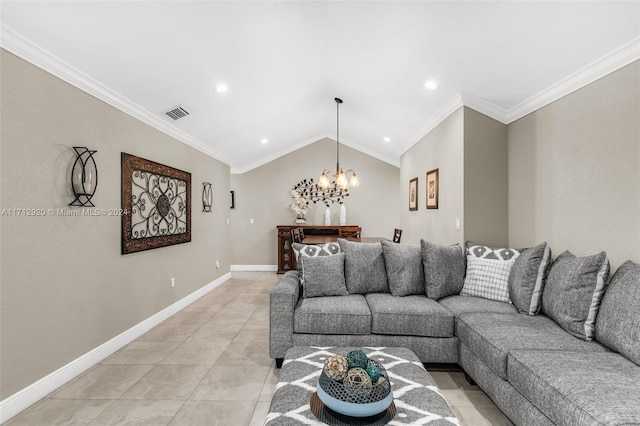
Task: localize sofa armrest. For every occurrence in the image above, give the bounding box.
[270,270,301,359]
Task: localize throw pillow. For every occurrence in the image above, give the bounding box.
[460,242,522,303]
[541,250,610,341]
[338,238,389,294]
[595,260,640,366]
[300,253,348,298]
[291,242,341,282]
[421,240,466,300]
[381,240,424,296]
[508,242,552,315]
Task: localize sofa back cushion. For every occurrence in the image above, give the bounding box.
[508,242,552,315]
[381,240,424,296]
[542,250,610,341]
[460,242,522,303]
[299,253,349,298]
[421,240,465,300]
[338,239,389,294]
[596,260,640,365]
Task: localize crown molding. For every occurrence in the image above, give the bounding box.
[0,24,232,166]
[399,92,464,156]
[460,92,509,124]
[230,134,400,174]
[506,36,640,123]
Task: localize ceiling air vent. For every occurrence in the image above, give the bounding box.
[164,106,189,120]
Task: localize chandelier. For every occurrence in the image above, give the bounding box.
[318,98,359,190]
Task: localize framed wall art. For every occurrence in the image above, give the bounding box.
[121,153,191,254]
[426,168,439,209]
[409,177,418,211]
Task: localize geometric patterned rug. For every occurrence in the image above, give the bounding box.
[265,346,461,425]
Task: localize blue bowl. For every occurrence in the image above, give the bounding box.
[317,382,393,417]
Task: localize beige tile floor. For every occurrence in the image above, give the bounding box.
[6,272,512,426]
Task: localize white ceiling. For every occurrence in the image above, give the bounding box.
[2,1,639,172]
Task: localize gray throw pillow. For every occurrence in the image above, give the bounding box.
[300,253,348,298]
[596,260,640,366]
[508,242,552,315]
[461,242,523,304]
[291,242,342,282]
[338,238,389,294]
[381,240,424,297]
[542,250,610,341]
[421,240,465,300]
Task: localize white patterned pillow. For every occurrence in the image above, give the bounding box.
[460,243,522,303]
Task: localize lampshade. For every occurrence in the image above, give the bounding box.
[318,98,359,190]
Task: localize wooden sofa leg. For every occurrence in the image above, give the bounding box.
[464,372,477,386]
[275,358,284,369]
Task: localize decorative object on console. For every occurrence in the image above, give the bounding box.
[121,153,191,254]
[69,146,98,207]
[339,203,347,226]
[324,207,331,225]
[426,168,439,209]
[409,177,418,211]
[318,98,360,190]
[202,182,213,212]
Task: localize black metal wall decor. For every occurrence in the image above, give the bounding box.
[202,182,213,212]
[121,153,191,254]
[69,146,98,207]
[230,190,235,209]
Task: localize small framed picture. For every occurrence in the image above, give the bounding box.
[409,177,418,211]
[426,168,439,209]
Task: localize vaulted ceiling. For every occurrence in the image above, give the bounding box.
[2,1,639,172]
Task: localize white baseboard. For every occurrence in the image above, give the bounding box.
[0,272,232,424]
[230,264,278,272]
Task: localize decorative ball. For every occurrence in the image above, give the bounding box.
[323,355,349,381]
[343,367,372,388]
[346,350,369,369]
[366,363,381,382]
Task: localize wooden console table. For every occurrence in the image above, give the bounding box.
[276,225,362,273]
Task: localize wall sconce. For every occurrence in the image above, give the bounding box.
[202,182,213,212]
[69,146,98,207]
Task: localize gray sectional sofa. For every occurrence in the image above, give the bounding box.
[269,238,640,425]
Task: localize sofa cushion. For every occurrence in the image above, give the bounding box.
[439,295,518,318]
[596,260,640,365]
[421,240,465,300]
[461,242,522,303]
[299,253,348,298]
[294,295,371,335]
[365,293,454,337]
[542,250,610,341]
[338,239,389,294]
[508,242,552,315]
[457,312,608,380]
[508,350,640,426]
[381,240,424,296]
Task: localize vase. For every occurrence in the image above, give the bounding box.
[324,207,331,225]
[340,204,347,226]
[296,218,306,225]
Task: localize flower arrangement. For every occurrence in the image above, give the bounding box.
[290,189,310,220]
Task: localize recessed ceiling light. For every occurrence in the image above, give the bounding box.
[261,138,269,144]
[215,83,228,93]
[424,80,438,90]
[383,137,391,143]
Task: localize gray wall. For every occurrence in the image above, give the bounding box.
[400,108,465,245]
[464,108,508,247]
[0,50,231,398]
[230,138,400,266]
[508,60,640,269]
